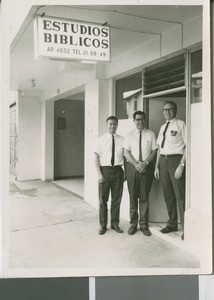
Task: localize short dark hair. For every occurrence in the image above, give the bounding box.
[133,110,146,120]
[164,101,177,111]
[106,116,118,123]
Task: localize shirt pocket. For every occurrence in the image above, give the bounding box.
[145,138,153,151]
[168,130,179,143]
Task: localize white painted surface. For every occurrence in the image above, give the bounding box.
[40,101,54,181]
[84,80,99,209]
[105,15,202,79]
[183,15,202,48]
[199,276,214,300]
[17,94,41,180]
[89,277,96,300]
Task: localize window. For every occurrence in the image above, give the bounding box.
[115,72,142,119]
[190,49,202,103]
[143,54,185,95]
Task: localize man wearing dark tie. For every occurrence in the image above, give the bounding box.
[95,116,124,235]
[154,101,186,240]
[124,111,157,236]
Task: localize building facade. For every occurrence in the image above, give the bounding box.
[6,1,212,273]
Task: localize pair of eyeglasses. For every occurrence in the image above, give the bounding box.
[135,118,145,122]
[163,108,175,112]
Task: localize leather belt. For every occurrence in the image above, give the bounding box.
[101,165,122,168]
[161,154,182,158]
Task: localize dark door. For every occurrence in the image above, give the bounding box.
[54,99,84,179]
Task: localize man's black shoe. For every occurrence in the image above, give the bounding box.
[111,225,123,233]
[128,226,137,235]
[99,226,107,235]
[140,227,151,236]
[181,233,184,240]
[160,226,178,234]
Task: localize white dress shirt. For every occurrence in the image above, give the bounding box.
[156,118,186,155]
[95,133,124,166]
[124,128,157,161]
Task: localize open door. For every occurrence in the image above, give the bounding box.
[146,92,186,226]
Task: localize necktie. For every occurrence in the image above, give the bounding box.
[111,135,115,166]
[161,121,170,148]
[139,131,143,161]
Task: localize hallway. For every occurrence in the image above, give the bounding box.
[8,176,200,275]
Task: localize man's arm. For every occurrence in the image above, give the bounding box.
[124,149,138,168]
[94,153,105,183]
[154,147,161,179]
[146,149,157,165]
[174,149,186,180]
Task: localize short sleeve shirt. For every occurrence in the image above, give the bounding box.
[124,128,157,161]
[95,133,124,166]
[156,118,186,155]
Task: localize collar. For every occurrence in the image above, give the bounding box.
[135,128,146,134]
[107,132,117,137]
[165,118,177,124]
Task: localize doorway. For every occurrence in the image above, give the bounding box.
[54,98,85,180]
[146,91,186,226]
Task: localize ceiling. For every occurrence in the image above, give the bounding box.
[10,4,202,93]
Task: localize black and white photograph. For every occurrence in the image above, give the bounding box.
[2,0,212,277]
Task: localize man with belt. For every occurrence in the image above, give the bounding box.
[154,101,186,240]
[124,111,157,236]
[95,116,124,235]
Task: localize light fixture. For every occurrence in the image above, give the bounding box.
[31,79,36,88]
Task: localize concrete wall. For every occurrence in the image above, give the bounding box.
[84,80,99,208]
[105,16,202,79]
[41,69,96,102]
[17,93,41,180]
[40,101,54,181]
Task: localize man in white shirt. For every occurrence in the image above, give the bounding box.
[124,111,157,236]
[154,101,186,240]
[95,116,124,235]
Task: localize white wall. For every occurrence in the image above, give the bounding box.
[84,80,99,208]
[17,94,41,180]
[41,69,96,102]
[105,16,202,79]
[40,101,54,181]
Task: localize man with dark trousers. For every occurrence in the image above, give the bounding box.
[154,101,186,240]
[124,111,157,236]
[95,116,124,235]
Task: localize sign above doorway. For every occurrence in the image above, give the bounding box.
[34,15,110,62]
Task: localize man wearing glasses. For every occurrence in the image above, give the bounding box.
[124,111,157,236]
[154,101,186,240]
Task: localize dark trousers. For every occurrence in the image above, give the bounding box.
[159,155,185,230]
[99,166,124,227]
[126,162,154,228]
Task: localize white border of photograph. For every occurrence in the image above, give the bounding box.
[1,0,212,278]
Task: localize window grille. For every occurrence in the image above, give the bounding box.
[143,54,185,95]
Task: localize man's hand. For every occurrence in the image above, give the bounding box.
[98,173,105,183]
[135,161,147,173]
[174,165,184,180]
[154,167,160,179]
